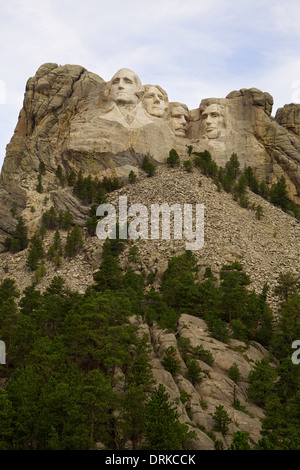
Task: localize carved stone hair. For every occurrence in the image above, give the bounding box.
[108,68,145,100]
[143,84,169,103]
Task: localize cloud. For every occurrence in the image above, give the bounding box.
[1,0,300,169]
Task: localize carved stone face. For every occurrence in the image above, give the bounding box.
[201,104,224,139]
[169,105,189,137]
[143,86,167,118]
[110,69,141,105]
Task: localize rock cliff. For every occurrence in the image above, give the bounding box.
[0,65,300,449]
[1,64,300,248]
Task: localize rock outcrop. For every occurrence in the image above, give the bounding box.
[0,164,299,449]
[1,64,300,248]
[128,313,269,449]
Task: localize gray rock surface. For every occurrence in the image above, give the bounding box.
[0,64,300,248]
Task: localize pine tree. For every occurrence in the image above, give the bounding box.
[247,357,277,407]
[26,245,40,271]
[210,404,232,435]
[142,156,156,177]
[36,173,43,193]
[64,226,83,258]
[13,216,28,252]
[166,149,180,167]
[128,170,137,183]
[229,431,251,450]
[142,384,196,450]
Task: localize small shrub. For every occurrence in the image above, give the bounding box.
[183,160,193,172]
[210,404,232,436]
[166,149,180,167]
[186,358,202,385]
[255,204,263,220]
[228,362,241,383]
[128,170,137,183]
[161,346,181,376]
[142,155,156,177]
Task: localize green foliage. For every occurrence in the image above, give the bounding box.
[2,230,300,450]
[247,357,277,407]
[128,170,137,183]
[36,173,43,193]
[161,346,181,376]
[206,317,231,343]
[228,362,241,383]
[5,216,28,253]
[186,144,193,156]
[55,165,65,185]
[0,389,14,449]
[142,155,156,176]
[229,431,251,450]
[32,261,46,285]
[233,173,247,199]
[259,180,269,199]
[64,170,75,187]
[243,166,259,194]
[11,201,18,218]
[42,206,73,230]
[64,226,84,258]
[93,244,123,292]
[270,176,289,210]
[274,272,299,302]
[39,161,46,175]
[183,160,193,172]
[144,289,179,332]
[47,230,63,263]
[26,235,44,271]
[26,245,40,271]
[218,153,240,192]
[161,251,200,314]
[193,150,218,177]
[272,293,300,359]
[220,262,251,327]
[186,358,202,385]
[0,278,19,306]
[73,171,121,204]
[177,336,214,367]
[210,404,232,435]
[142,384,196,450]
[166,149,180,167]
[255,204,264,220]
[128,245,140,263]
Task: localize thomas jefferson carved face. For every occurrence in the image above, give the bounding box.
[143,85,168,118]
[201,104,224,139]
[168,103,189,137]
[109,68,143,105]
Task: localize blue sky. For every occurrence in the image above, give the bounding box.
[1,0,300,170]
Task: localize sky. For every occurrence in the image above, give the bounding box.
[1,0,300,170]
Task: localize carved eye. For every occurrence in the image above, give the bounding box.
[112,78,120,85]
[124,78,133,84]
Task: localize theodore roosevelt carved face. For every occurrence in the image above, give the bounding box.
[143,85,168,118]
[201,104,224,139]
[167,103,190,137]
[109,68,144,105]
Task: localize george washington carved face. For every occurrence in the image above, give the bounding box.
[109,68,143,105]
